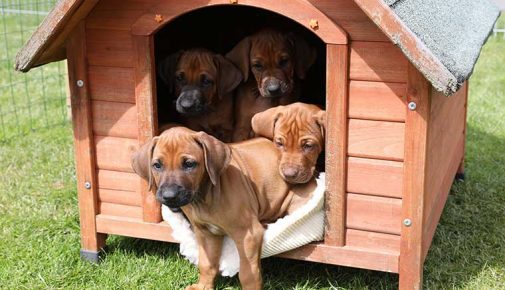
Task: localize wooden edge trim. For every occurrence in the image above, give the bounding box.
[67,21,106,251]
[399,63,431,289]
[131,0,348,44]
[96,214,175,243]
[324,44,349,247]
[133,35,161,223]
[353,0,458,95]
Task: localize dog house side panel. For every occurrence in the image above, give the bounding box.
[422,82,467,260]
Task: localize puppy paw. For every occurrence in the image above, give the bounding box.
[185,284,213,290]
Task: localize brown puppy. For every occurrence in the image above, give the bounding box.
[252,103,325,185]
[132,127,315,290]
[226,29,317,142]
[158,48,242,142]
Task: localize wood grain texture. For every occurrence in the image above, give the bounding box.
[96,214,175,243]
[67,22,106,252]
[97,170,140,192]
[134,35,161,223]
[349,80,407,122]
[346,229,400,254]
[131,0,347,44]
[346,193,402,235]
[348,119,405,161]
[350,41,408,83]
[324,44,349,246]
[91,100,138,139]
[88,66,136,103]
[278,242,398,273]
[86,29,134,68]
[347,157,403,198]
[98,189,142,207]
[99,202,143,219]
[95,136,138,172]
[87,9,145,30]
[399,64,431,290]
[93,0,153,11]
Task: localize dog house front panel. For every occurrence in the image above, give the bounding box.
[75,0,417,272]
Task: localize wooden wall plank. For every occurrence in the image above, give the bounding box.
[99,202,143,219]
[348,119,405,161]
[86,29,134,67]
[278,242,398,273]
[92,100,138,139]
[96,214,175,243]
[67,22,106,252]
[98,189,142,207]
[347,157,403,198]
[324,44,349,246]
[399,64,431,290]
[346,193,402,235]
[87,9,145,30]
[95,136,138,172]
[93,0,153,11]
[88,66,136,103]
[350,41,408,83]
[346,229,400,254]
[97,170,140,192]
[349,80,406,122]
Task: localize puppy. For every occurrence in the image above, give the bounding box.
[158,48,243,142]
[131,127,315,290]
[226,29,317,142]
[252,103,325,185]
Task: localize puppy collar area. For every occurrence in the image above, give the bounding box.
[162,173,325,277]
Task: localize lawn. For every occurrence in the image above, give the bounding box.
[0,13,504,290]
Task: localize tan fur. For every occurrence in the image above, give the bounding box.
[131,127,316,290]
[226,29,316,142]
[252,103,325,184]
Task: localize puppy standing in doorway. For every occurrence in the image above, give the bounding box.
[226,29,317,142]
[158,48,243,142]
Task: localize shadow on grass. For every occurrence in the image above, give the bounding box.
[100,125,504,290]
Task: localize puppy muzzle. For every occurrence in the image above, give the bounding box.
[156,183,194,208]
[280,164,313,184]
[175,86,206,115]
[260,77,291,98]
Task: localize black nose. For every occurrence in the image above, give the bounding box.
[179,97,194,109]
[267,82,281,95]
[158,184,184,204]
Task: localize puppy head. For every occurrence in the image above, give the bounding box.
[252,103,325,184]
[226,29,316,98]
[131,127,232,208]
[158,49,242,115]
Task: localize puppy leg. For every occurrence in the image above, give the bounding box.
[186,227,223,290]
[230,222,264,290]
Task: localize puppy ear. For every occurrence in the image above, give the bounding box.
[195,132,232,186]
[226,37,251,82]
[251,106,284,139]
[158,51,183,94]
[288,34,317,80]
[213,54,243,97]
[131,137,159,191]
[313,110,326,141]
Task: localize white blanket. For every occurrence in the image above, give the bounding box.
[161,173,325,277]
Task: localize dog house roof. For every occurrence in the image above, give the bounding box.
[14,0,500,95]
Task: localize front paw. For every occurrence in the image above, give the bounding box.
[185,284,213,290]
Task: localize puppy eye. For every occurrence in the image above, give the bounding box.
[175,73,184,82]
[183,159,198,170]
[152,161,163,171]
[201,76,213,87]
[302,143,314,151]
[279,58,289,67]
[252,62,263,70]
[275,140,284,148]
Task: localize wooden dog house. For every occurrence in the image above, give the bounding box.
[15,0,499,289]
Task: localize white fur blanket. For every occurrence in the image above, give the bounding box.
[161,173,325,277]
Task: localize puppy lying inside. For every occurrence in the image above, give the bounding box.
[252,103,325,186]
[131,127,315,290]
[158,49,243,142]
[226,29,317,142]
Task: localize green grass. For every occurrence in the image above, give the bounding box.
[1,13,504,290]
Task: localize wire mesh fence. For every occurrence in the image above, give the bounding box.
[0,0,67,142]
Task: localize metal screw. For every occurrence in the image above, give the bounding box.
[77,80,84,87]
[408,101,417,111]
[403,219,412,227]
[84,182,91,189]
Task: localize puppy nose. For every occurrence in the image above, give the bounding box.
[267,82,281,95]
[179,98,194,109]
[282,167,299,178]
[158,184,183,203]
